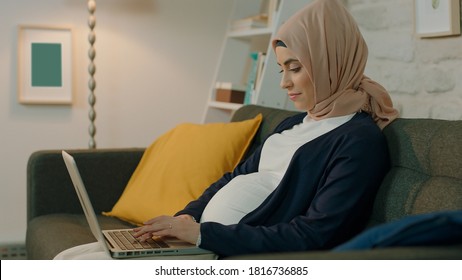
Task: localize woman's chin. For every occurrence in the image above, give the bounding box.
[292,102,308,112]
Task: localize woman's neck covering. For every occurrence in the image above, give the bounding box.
[272,0,398,129]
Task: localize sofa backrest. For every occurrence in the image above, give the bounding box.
[231,105,299,156]
[232,105,462,227]
[369,118,462,226]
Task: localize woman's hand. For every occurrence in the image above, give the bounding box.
[132,214,200,245]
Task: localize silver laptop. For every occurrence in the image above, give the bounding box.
[61,150,212,259]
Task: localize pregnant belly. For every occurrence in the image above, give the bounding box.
[200,172,281,225]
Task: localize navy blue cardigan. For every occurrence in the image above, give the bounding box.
[176,112,390,257]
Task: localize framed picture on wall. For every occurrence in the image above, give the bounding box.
[18,25,73,104]
[414,0,461,38]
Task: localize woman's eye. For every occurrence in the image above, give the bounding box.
[278,65,301,73]
[289,67,301,72]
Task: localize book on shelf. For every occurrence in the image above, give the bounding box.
[244,52,266,105]
[231,14,268,31]
[254,52,266,93]
[229,0,280,32]
[215,82,246,104]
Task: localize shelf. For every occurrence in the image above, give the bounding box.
[204,0,309,123]
[227,27,273,38]
[208,101,243,111]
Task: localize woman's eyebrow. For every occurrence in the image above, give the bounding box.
[277,58,299,66]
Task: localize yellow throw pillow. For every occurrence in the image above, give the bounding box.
[104,114,262,225]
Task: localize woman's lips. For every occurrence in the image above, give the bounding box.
[288,92,301,101]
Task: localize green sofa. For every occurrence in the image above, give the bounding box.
[26,105,462,259]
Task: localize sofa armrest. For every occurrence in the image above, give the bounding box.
[27,148,144,221]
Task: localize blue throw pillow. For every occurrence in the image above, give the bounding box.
[333,210,462,251]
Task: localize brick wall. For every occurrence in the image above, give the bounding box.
[347,0,462,120]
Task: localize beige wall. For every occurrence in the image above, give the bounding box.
[0,0,231,244]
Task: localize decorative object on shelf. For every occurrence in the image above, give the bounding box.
[87,0,97,149]
[215,82,246,104]
[414,0,461,38]
[17,25,73,105]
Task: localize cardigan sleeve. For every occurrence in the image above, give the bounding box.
[197,120,389,257]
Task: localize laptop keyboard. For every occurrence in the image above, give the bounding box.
[107,230,170,250]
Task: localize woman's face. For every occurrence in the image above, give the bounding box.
[275,46,315,112]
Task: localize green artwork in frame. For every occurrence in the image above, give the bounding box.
[18,25,73,104]
[31,43,63,87]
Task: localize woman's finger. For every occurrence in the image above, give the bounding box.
[143,215,171,225]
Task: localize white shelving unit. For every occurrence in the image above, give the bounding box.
[202,0,310,123]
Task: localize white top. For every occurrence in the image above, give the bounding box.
[200,113,355,225]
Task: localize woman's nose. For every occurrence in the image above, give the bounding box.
[280,73,292,89]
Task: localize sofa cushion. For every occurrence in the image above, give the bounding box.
[104,115,262,225]
[26,214,132,260]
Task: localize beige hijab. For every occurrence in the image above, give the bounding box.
[272,0,398,129]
